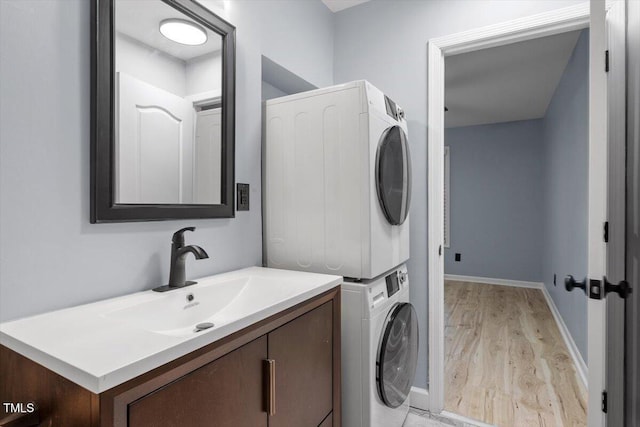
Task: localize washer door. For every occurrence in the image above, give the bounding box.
[376,302,419,408]
[375,125,411,226]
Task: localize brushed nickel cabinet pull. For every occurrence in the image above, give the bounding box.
[263,359,276,416]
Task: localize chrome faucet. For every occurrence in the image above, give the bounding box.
[153,227,209,292]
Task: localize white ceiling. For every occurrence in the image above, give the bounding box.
[116,0,222,61]
[445,30,582,128]
[321,0,371,13]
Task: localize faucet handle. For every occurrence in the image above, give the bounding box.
[172,227,196,245]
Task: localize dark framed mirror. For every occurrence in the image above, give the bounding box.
[91,0,235,222]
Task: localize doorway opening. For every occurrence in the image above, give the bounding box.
[441,28,589,426]
[423,2,629,426]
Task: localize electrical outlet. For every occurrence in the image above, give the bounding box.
[237,183,249,211]
[455,253,461,262]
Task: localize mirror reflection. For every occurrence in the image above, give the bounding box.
[115,0,223,205]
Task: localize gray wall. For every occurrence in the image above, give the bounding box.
[261,55,318,102]
[0,0,334,322]
[116,33,187,96]
[333,0,586,388]
[262,81,288,101]
[444,120,545,282]
[541,29,589,363]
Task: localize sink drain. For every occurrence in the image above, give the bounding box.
[194,322,214,332]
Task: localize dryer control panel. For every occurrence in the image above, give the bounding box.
[385,272,400,297]
[384,95,405,122]
[385,268,408,298]
[357,264,408,313]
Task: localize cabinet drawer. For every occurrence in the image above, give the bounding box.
[128,336,268,427]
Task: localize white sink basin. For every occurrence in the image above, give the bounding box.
[0,267,342,393]
[102,274,298,336]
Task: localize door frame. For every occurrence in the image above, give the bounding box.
[424,2,591,414]
[624,2,640,423]
[603,1,627,425]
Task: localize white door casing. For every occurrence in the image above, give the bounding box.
[194,108,222,204]
[426,39,446,413]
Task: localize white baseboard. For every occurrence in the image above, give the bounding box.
[409,387,429,411]
[444,274,543,289]
[540,285,588,388]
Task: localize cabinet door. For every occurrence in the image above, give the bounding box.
[319,412,333,427]
[128,336,268,427]
[268,301,333,427]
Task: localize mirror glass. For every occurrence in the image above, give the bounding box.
[114,0,223,205]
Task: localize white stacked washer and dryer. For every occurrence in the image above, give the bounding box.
[264,80,418,427]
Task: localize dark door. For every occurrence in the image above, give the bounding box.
[376,125,411,226]
[376,302,419,408]
[128,336,268,427]
[268,302,333,427]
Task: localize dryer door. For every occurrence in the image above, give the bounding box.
[375,125,411,225]
[376,302,419,408]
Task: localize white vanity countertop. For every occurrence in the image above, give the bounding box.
[0,267,341,394]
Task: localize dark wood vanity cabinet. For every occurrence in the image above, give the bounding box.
[128,302,334,427]
[268,301,333,427]
[0,287,340,427]
[128,336,268,427]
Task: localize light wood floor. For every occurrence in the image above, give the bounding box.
[444,280,587,427]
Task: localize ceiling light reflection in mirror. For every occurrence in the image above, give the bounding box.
[160,19,208,45]
[115,0,223,205]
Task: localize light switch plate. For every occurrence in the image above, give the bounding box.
[237,183,249,211]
